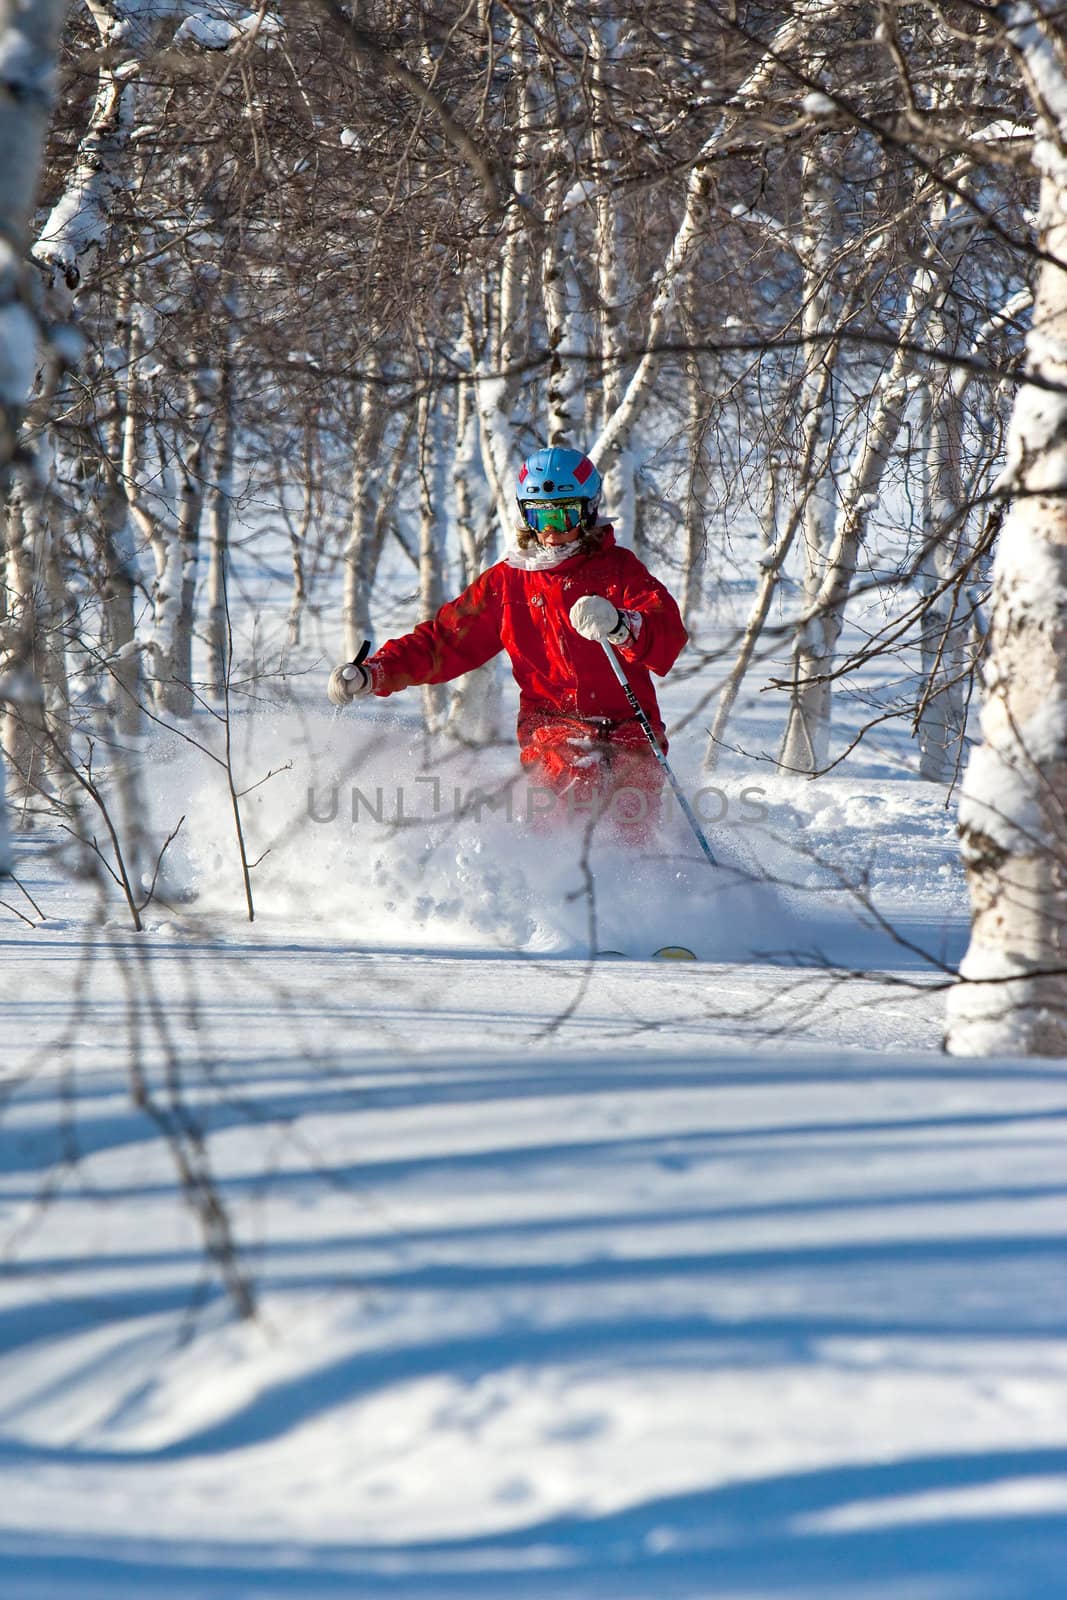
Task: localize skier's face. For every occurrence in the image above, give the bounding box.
[538,521,582,548]
[523,499,585,547]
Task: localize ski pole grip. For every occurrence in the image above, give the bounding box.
[341,639,373,685]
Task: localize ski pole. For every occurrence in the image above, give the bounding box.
[599,640,717,867]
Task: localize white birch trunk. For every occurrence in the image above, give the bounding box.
[39,479,71,763]
[342,360,386,658]
[777,358,913,773]
[1,456,75,822]
[945,7,1067,1054]
[28,0,150,785]
[776,140,846,773]
[98,478,151,888]
[465,299,512,534]
[99,263,157,900]
[590,17,623,442]
[472,12,535,524]
[173,376,207,717]
[153,366,208,718]
[342,408,418,662]
[417,392,448,732]
[0,0,66,855]
[286,477,311,654]
[0,747,9,872]
[0,0,64,467]
[453,374,487,586]
[100,278,146,741]
[445,373,501,744]
[1,486,39,817]
[701,343,837,771]
[122,286,167,614]
[681,360,710,627]
[540,115,590,448]
[542,226,587,446]
[206,356,235,696]
[589,18,639,527]
[797,141,839,598]
[916,347,969,782]
[619,448,642,557]
[31,1,134,303]
[76,259,152,888]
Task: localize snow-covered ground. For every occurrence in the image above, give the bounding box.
[5,670,1067,1597]
[3,517,1065,1597]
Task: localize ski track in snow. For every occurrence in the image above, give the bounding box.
[3,697,1067,1596]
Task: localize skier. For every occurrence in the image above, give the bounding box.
[327,446,688,837]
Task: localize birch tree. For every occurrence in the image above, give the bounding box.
[945,2,1067,1055]
[0,0,67,869]
[8,0,1049,833]
[915,339,970,783]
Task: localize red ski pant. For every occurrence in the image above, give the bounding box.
[517,712,665,841]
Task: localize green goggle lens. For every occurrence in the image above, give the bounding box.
[523,500,585,533]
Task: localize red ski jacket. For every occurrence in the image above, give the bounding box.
[367,527,687,733]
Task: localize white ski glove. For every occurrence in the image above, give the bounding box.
[327,660,373,706]
[569,594,630,644]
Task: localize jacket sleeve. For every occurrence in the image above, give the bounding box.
[368,567,504,694]
[613,552,688,677]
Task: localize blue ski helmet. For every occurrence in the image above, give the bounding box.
[515,447,602,528]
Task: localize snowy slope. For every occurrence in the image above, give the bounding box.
[3,735,1067,1598]
[3,1025,1067,1597]
[1,491,1059,1597]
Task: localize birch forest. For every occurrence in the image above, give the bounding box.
[9,6,1067,1586]
[3,0,1067,1051]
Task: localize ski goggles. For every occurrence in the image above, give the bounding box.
[521,499,586,534]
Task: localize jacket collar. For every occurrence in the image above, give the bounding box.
[502,522,616,571]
